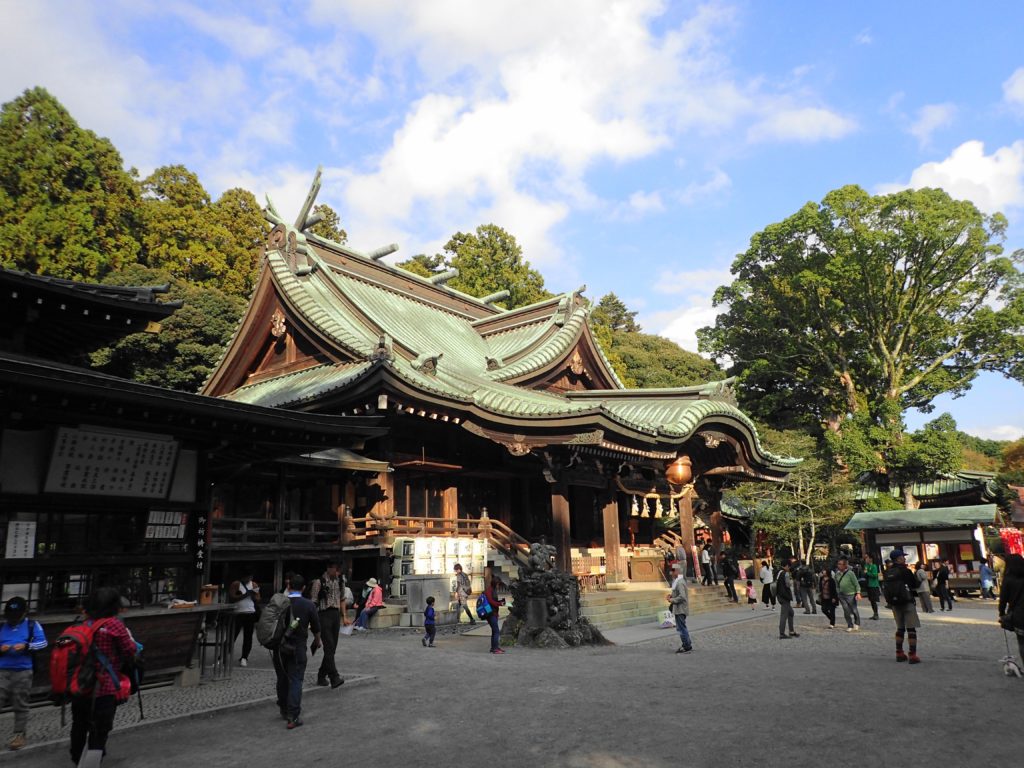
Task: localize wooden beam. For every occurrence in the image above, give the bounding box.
[601,491,623,583]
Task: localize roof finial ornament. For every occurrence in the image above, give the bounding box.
[480,290,510,306]
[428,268,459,286]
[295,165,323,231]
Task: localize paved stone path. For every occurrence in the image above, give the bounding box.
[2,600,1019,767]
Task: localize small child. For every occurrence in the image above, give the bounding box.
[746,580,757,610]
[422,596,436,647]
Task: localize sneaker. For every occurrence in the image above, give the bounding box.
[330,677,345,689]
[779,635,790,640]
[789,632,800,638]
[8,733,26,751]
[675,645,692,653]
[908,654,922,665]
[316,677,329,687]
[852,625,860,632]
[870,616,879,620]
[287,718,303,730]
[239,658,248,667]
[428,644,436,648]
[845,627,855,632]
[353,626,366,632]
[896,651,908,662]
[422,636,427,647]
[490,648,506,654]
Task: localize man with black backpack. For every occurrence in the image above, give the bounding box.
[797,564,817,614]
[883,550,921,664]
[309,560,345,689]
[0,597,47,751]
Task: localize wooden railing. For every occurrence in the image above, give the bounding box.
[211,517,342,546]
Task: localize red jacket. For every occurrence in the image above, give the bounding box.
[484,580,504,617]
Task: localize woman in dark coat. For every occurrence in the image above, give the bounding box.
[818,566,839,629]
[998,554,1024,664]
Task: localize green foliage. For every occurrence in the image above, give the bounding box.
[958,431,1008,461]
[591,293,640,332]
[887,414,962,496]
[307,203,347,244]
[396,253,445,278]
[700,184,1024,426]
[590,323,634,386]
[0,87,141,280]
[90,265,245,392]
[608,330,722,388]
[208,187,266,297]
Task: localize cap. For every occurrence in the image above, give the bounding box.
[4,596,27,617]
[889,549,907,561]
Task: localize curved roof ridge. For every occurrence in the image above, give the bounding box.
[486,306,588,381]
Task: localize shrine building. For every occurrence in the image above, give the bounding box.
[202,174,799,593]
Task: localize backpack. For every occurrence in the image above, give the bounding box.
[799,568,815,588]
[256,593,292,650]
[49,618,118,698]
[882,566,914,606]
[475,594,493,619]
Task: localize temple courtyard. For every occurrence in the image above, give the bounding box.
[2,599,1019,767]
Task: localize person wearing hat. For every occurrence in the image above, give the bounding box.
[352,577,385,631]
[668,562,693,653]
[884,549,922,664]
[0,597,47,751]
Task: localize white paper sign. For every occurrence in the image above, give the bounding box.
[5,521,36,559]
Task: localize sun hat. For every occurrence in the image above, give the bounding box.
[366,578,379,587]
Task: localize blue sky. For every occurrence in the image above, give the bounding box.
[4,0,1024,440]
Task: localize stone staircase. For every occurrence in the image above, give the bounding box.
[487,545,521,584]
[580,583,739,631]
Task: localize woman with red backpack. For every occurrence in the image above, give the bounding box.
[67,588,140,765]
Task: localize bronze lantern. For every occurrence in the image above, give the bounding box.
[666,455,692,486]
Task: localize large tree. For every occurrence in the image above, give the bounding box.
[396,224,550,309]
[0,87,141,280]
[699,184,1024,505]
[306,203,347,244]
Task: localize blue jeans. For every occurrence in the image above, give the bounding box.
[674,614,691,649]
[838,594,860,628]
[487,612,500,651]
[354,606,381,628]
[275,643,308,720]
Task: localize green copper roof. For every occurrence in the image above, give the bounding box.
[853,471,998,502]
[211,222,796,476]
[844,504,999,531]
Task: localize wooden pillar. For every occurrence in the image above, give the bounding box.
[677,493,696,570]
[441,485,458,534]
[601,491,623,583]
[710,509,724,556]
[551,482,571,573]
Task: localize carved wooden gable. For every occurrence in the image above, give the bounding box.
[528,337,619,394]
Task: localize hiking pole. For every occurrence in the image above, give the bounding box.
[134,667,145,720]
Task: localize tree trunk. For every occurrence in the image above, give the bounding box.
[902,485,920,510]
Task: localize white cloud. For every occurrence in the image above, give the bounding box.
[677,168,731,205]
[967,424,1024,441]
[855,28,873,45]
[612,190,665,220]
[1003,67,1024,108]
[879,140,1024,214]
[908,103,956,147]
[747,107,857,143]
[640,266,733,354]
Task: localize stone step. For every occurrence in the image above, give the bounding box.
[580,585,739,631]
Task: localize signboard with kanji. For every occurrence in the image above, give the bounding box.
[43,427,179,498]
[4,521,36,559]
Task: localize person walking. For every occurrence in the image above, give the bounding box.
[422,596,437,647]
[835,557,862,632]
[746,580,757,610]
[863,554,881,620]
[914,563,934,613]
[979,560,996,600]
[883,550,921,664]
[776,561,799,639]
[451,563,476,625]
[759,560,776,609]
[798,564,818,615]
[0,597,47,751]
[700,544,714,586]
[309,560,345,688]
[997,553,1024,666]
[719,552,739,603]
[668,562,693,653]
[352,578,385,631]
[818,566,838,629]
[229,571,260,667]
[68,588,141,764]
[935,560,954,611]
[275,574,322,729]
[484,572,506,654]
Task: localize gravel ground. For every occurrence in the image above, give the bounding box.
[2,601,1019,768]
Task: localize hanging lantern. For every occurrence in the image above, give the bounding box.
[630,495,639,517]
[666,455,693,485]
